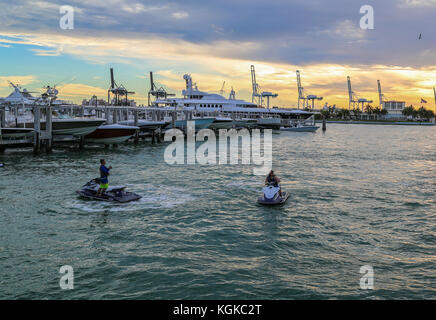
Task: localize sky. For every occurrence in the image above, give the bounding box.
[0,0,435,109]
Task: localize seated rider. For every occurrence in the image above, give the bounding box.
[265,170,282,197]
[97,159,112,196]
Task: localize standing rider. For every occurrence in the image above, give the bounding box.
[265,170,282,197]
[97,159,112,196]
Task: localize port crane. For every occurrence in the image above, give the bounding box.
[147,71,175,106]
[296,70,323,110]
[434,87,436,111]
[377,80,385,107]
[250,65,278,109]
[108,67,135,106]
[347,76,372,111]
[219,81,226,96]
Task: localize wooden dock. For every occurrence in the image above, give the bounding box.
[0,103,178,153]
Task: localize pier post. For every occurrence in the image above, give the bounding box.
[151,130,156,144]
[105,107,110,123]
[79,136,85,149]
[0,107,4,151]
[45,105,53,153]
[0,107,5,128]
[322,115,327,131]
[113,109,118,124]
[134,110,139,144]
[33,105,41,154]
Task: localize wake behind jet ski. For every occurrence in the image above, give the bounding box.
[76,179,141,203]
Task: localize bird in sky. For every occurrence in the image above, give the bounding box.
[419,33,422,40]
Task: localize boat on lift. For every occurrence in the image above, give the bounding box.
[117,119,170,131]
[85,124,139,145]
[2,84,106,137]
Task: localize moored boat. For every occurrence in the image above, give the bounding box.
[168,117,215,130]
[85,124,139,144]
[117,119,170,131]
[208,117,234,130]
[17,118,106,137]
[280,125,319,132]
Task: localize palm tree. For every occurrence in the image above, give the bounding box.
[373,106,382,120]
[364,104,374,120]
[402,105,414,119]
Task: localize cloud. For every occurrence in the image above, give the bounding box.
[172,11,189,19]
[30,48,62,56]
[400,0,436,7]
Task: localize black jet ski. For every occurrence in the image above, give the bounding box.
[257,182,289,205]
[76,179,141,203]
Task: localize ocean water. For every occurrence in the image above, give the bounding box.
[0,124,435,299]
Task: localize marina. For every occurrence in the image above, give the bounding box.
[1,0,435,304]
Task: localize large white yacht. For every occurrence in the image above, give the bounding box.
[152,74,314,121]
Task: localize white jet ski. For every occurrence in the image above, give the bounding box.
[257,182,289,205]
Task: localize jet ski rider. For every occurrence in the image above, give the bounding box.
[265,170,282,197]
[97,159,112,196]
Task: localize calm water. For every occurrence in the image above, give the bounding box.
[0,124,435,299]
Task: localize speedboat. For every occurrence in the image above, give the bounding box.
[117,119,170,131]
[85,124,139,145]
[17,117,106,137]
[76,179,142,203]
[208,117,234,130]
[257,182,289,205]
[170,117,215,130]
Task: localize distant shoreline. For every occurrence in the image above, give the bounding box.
[316,120,436,126]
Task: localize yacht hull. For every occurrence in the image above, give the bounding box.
[171,118,215,130]
[18,118,106,137]
[85,124,138,145]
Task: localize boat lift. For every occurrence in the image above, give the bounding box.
[347,76,372,111]
[296,70,323,110]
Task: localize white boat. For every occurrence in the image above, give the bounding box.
[117,119,170,131]
[15,117,106,137]
[281,125,319,132]
[280,115,319,132]
[152,74,315,123]
[209,117,234,129]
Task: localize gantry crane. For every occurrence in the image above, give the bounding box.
[108,67,135,106]
[296,70,323,110]
[347,76,372,111]
[250,65,278,108]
